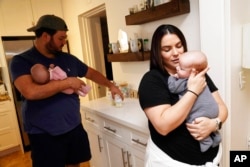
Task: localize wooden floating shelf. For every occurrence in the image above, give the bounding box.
[125,0,190,25]
[107,51,150,62]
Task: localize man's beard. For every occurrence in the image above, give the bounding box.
[46,40,63,55]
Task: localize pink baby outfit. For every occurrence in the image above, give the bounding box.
[49,66,91,96]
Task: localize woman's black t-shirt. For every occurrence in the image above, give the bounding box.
[138,69,219,165]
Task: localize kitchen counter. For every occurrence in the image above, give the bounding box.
[81,97,149,135]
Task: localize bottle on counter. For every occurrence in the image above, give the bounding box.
[114,94,123,107]
[119,82,129,98]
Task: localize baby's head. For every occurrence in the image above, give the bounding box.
[30,64,50,84]
[176,51,208,78]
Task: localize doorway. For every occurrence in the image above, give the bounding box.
[78,4,112,100]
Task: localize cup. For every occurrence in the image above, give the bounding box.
[108,43,112,53]
[133,5,138,13]
[111,43,119,54]
[137,38,143,51]
[130,39,139,52]
[129,7,134,14]
[143,39,149,51]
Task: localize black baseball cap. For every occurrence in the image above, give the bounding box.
[27,15,68,32]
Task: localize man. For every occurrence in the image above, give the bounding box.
[10,14,123,167]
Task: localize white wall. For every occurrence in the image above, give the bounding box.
[230,0,250,149]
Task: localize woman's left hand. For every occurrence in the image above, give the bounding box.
[186,117,216,141]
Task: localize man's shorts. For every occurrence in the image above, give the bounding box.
[28,124,91,167]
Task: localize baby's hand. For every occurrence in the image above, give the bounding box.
[78,85,91,96]
[82,85,91,93]
[174,73,179,78]
[49,64,55,69]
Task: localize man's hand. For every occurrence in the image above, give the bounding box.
[109,84,124,100]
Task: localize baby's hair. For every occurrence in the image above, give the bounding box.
[181,51,208,72]
[30,64,50,84]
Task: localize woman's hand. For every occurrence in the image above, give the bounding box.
[186,117,216,141]
[187,67,209,96]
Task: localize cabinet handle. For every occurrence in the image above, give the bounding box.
[86,117,95,123]
[132,138,147,147]
[127,151,132,167]
[121,148,128,167]
[104,126,117,133]
[97,135,103,152]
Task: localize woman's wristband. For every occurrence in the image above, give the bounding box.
[187,89,198,97]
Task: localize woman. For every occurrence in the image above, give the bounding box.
[138,24,228,166]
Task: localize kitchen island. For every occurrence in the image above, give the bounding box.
[81,97,149,167]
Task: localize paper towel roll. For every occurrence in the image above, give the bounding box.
[118,29,129,53]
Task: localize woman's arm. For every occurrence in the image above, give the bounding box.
[144,68,208,136]
[144,91,198,135]
[212,91,228,124]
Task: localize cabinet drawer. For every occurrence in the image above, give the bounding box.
[103,119,127,138]
[0,112,13,131]
[130,130,148,149]
[0,101,12,113]
[0,130,18,151]
[83,110,101,129]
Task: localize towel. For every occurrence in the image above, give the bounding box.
[144,137,222,167]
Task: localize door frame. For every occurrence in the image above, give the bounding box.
[78,4,107,100]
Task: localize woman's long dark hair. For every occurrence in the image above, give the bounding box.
[150,24,187,73]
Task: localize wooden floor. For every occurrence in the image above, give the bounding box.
[0,151,90,167]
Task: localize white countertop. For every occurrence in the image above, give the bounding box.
[81,97,149,135]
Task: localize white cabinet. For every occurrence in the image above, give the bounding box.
[0,100,20,151]
[0,0,63,36]
[82,109,148,167]
[127,145,145,167]
[127,130,148,166]
[87,128,108,167]
[103,119,146,167]
[82,110,108,167]
[104,134,146,167]
[104,134,130,167]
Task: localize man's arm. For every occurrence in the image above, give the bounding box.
[85,67,123,99]
[14,74,84,100]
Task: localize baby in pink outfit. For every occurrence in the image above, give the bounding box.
[30,63,91,96]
